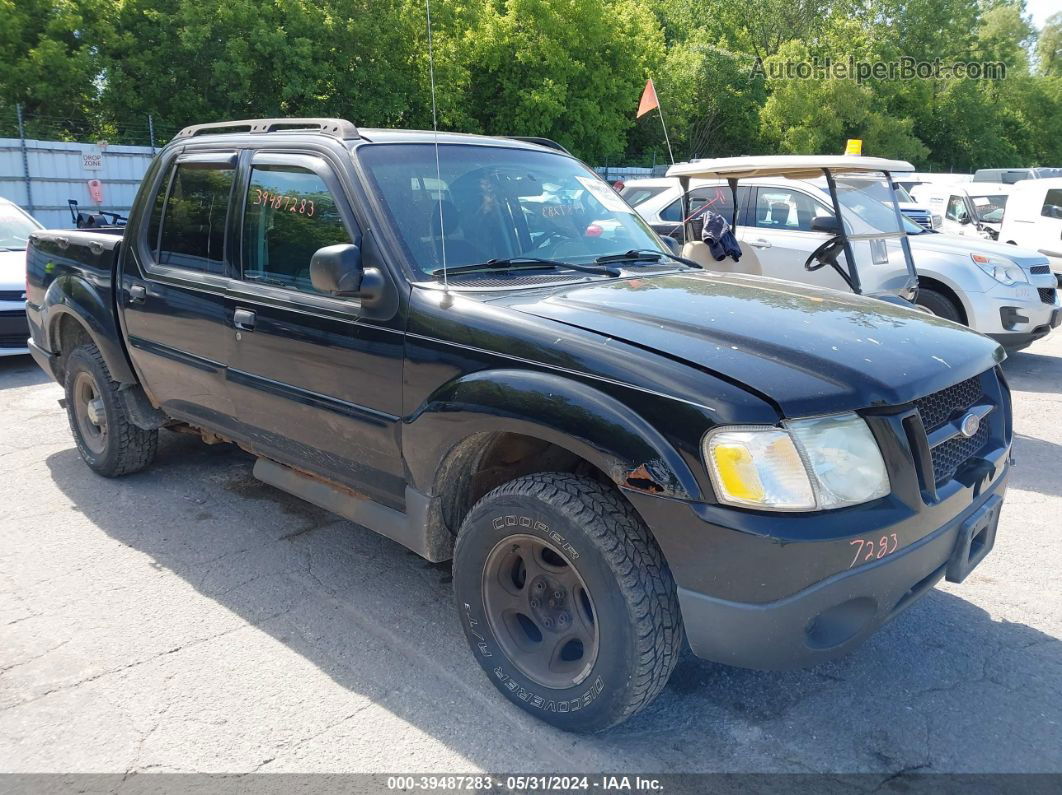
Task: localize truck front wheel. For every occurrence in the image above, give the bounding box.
[63,344,158,477]
[453,473,681,732]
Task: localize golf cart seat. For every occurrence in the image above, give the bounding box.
[680,239,763,276]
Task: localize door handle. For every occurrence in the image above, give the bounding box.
[128,284,147,304]
[750,238,773,249]
[233,308,256,331]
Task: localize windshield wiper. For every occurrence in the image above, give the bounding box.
[430,257,620,278]
[594,249,702,269]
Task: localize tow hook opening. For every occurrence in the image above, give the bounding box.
[805,596,877,650]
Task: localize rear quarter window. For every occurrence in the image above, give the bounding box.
[152,162,236,273]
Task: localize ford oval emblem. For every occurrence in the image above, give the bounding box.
[960,412,981,438]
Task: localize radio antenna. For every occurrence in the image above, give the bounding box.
[425,0,448,290]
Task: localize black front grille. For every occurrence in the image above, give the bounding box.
[931,421,991,484]
[1038,287,1057,304]
[0,290,25,302]
[913,376,983,431]
[0,335,27,348]
[1030,265,1051,275]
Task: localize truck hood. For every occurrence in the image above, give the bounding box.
[0,249,27,291]
[495,272,1004,417]
[909,233,1048,267]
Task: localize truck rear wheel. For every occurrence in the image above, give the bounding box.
[453,473,681,732]
[63,344,158,477]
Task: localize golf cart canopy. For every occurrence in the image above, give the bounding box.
[665,155,919,302]
[666,155,915,180]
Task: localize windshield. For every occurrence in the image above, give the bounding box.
[358,144,663,278]
[813,173,920,236]
[969,194,1008,222]
[0,204,40,249]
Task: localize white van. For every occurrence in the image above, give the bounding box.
[910,183,1011,240]
[997,178,1062,284]
[624,173,1061,351]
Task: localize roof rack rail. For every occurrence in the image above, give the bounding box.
[173,118,360,141]
[506,136,572,155]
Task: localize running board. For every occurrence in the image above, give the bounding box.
[251,457,452,562]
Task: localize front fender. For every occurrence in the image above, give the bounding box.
[403,369,704,501]
[41,273,137,384]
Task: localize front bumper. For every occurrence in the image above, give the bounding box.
[675,480,1005,669]
[0,303,30,356]
[625,373,1011,671]
[966,280,1059,346]
[987,306,1062,350]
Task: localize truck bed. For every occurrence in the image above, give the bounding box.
[29,228,123,279]
[25,226,133,383]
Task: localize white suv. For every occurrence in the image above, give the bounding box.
[625,176,1061,352]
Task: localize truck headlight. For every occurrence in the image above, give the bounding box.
[971,253,1027,285]
[704,413,890,511]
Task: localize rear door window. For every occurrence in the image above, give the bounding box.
[153,161,236,273]
[240,163,351,294]
[752,187,826,231]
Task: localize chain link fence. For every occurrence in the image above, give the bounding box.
[0,105,181,150]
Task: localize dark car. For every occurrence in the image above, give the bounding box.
[26,119,1011,732]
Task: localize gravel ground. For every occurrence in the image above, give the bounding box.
[0,333,1060,776]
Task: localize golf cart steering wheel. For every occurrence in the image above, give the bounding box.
[804,235,855,291]
[805,236,844,271]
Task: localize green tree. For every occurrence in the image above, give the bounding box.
[99,0,427,134]
[1038,12,1062,77]
[458,0,664,162]
[0,0,117,138]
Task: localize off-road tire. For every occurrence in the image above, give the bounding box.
[63,343,158,477]
[453,472,681,732]
[915,288,963,324]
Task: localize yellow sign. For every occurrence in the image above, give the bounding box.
[844,139,863,156]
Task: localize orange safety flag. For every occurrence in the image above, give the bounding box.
[636,78,659,118]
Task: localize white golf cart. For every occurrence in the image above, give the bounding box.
[665,155,920,306]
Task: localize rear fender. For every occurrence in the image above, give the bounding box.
[403,369,703,501]
[41,273,137,385]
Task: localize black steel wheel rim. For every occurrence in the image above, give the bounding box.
[482,533,600,689]
[73,371,107,455]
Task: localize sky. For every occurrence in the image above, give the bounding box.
[1026,0,1056,30]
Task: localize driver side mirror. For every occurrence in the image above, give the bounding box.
[811,215,840,234]
[310,244,363,296]
[958,214,971,225]
[659,235,681,255]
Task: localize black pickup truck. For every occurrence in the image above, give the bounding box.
[27,118,1012,732]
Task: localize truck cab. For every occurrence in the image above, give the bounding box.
[26,119,1014,733]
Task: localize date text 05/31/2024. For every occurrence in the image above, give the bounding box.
[385,776,665,792]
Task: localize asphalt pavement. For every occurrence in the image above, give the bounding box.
[1,334,1060,775]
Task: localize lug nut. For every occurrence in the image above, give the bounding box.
[534,582,545,592]
[553,590,564,601]
[558,612,570,626]
[530,598,540,609]
[542,617,554,629]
